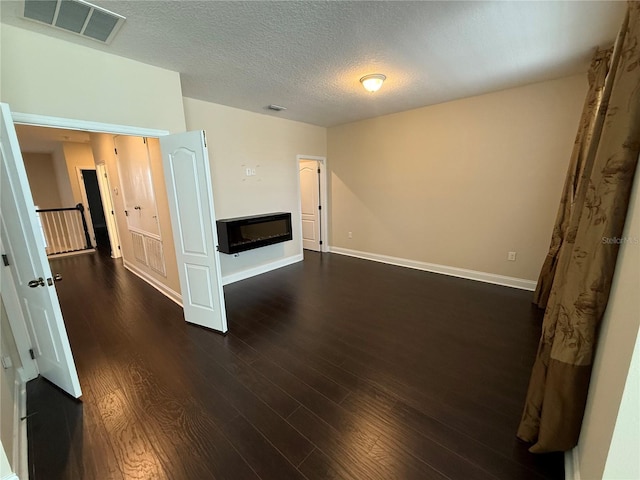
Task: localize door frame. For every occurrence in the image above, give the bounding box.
[96,162,122,259]
[12,112,168,138]
[8,111,169,380]
[75,166,97,248]
[296,155,328,253]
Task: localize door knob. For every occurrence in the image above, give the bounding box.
[28,277,45,288]
[54,273,62,282]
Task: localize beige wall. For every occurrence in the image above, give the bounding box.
[577,164,640,479]
[51,144,75,206]
[183,98,327,278]
[22,152,63,209]
[1,24,186,133]
[90,133,180,296]
[61,142,97,206]
[328,74,587,281]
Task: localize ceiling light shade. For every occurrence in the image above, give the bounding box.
[360,74,386,93]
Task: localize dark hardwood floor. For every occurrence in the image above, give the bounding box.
[27,250,564,479]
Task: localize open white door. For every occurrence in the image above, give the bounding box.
[0,103,82,398]
[159,131,228,333]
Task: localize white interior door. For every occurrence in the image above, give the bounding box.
[159,131,227,333]
[96,163,122,258]
[0,103,82,398]
[299,160,321,251]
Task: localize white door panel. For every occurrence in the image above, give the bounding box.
[171,153,208,255]
[301,219,316,242]
[160,131,227,333]
[0,103,82,398]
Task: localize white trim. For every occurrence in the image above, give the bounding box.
[11,112,169,137]
[123,259,182,306]
[11,377,20,473]
[18,381,28,480]
[75,166,97,248]
[329,246,537,291]
[222,253,303,285]
[296,155,329,253]
[1,473,20,480]
[95,163,122,259]
[564,447,581,480]
[47,248,95,259]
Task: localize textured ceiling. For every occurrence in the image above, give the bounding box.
[1,1,626,127]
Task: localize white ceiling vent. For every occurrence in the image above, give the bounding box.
[22,0,125,44]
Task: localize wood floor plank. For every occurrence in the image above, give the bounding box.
[289,405,449,480]
[26,250,563,480]
[96,388,167,480]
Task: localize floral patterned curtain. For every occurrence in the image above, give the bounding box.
[518,2,640,453]
[533,47,612,308]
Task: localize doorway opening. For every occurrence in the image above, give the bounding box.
[78,168,110,254]
[3,109,171,400]
[297,155,328,253]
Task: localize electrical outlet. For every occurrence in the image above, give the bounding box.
[348,231,353,239]
[508,251,517,261]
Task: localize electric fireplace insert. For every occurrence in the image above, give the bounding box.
[216,212,292,254]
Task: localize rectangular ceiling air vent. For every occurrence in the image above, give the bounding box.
[22,0,125,44]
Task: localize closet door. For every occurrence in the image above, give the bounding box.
[114,135,160,238]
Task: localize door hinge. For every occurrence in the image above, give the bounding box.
[104,172,108,178]
[118,245,121,250]
[318,205,322,210]
[29,349,35,360]
[319,240,323,245]
[114,148,118,155]
[143,137,147,144]
[2,254,9,266]
[317,168,321,174]
[202,131,207,148]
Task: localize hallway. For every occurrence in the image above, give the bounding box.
[27,251,563,479]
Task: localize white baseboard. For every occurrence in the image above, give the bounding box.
[47,248,95,259]
[124,254,304,304]
[329,246,537,291]
[123,260,182,306]
[565,446,580,480]
[222,254,304,285]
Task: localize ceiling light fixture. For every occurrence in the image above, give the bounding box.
[360,74,386,93]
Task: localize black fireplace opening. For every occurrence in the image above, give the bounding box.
[216,212,293,254]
